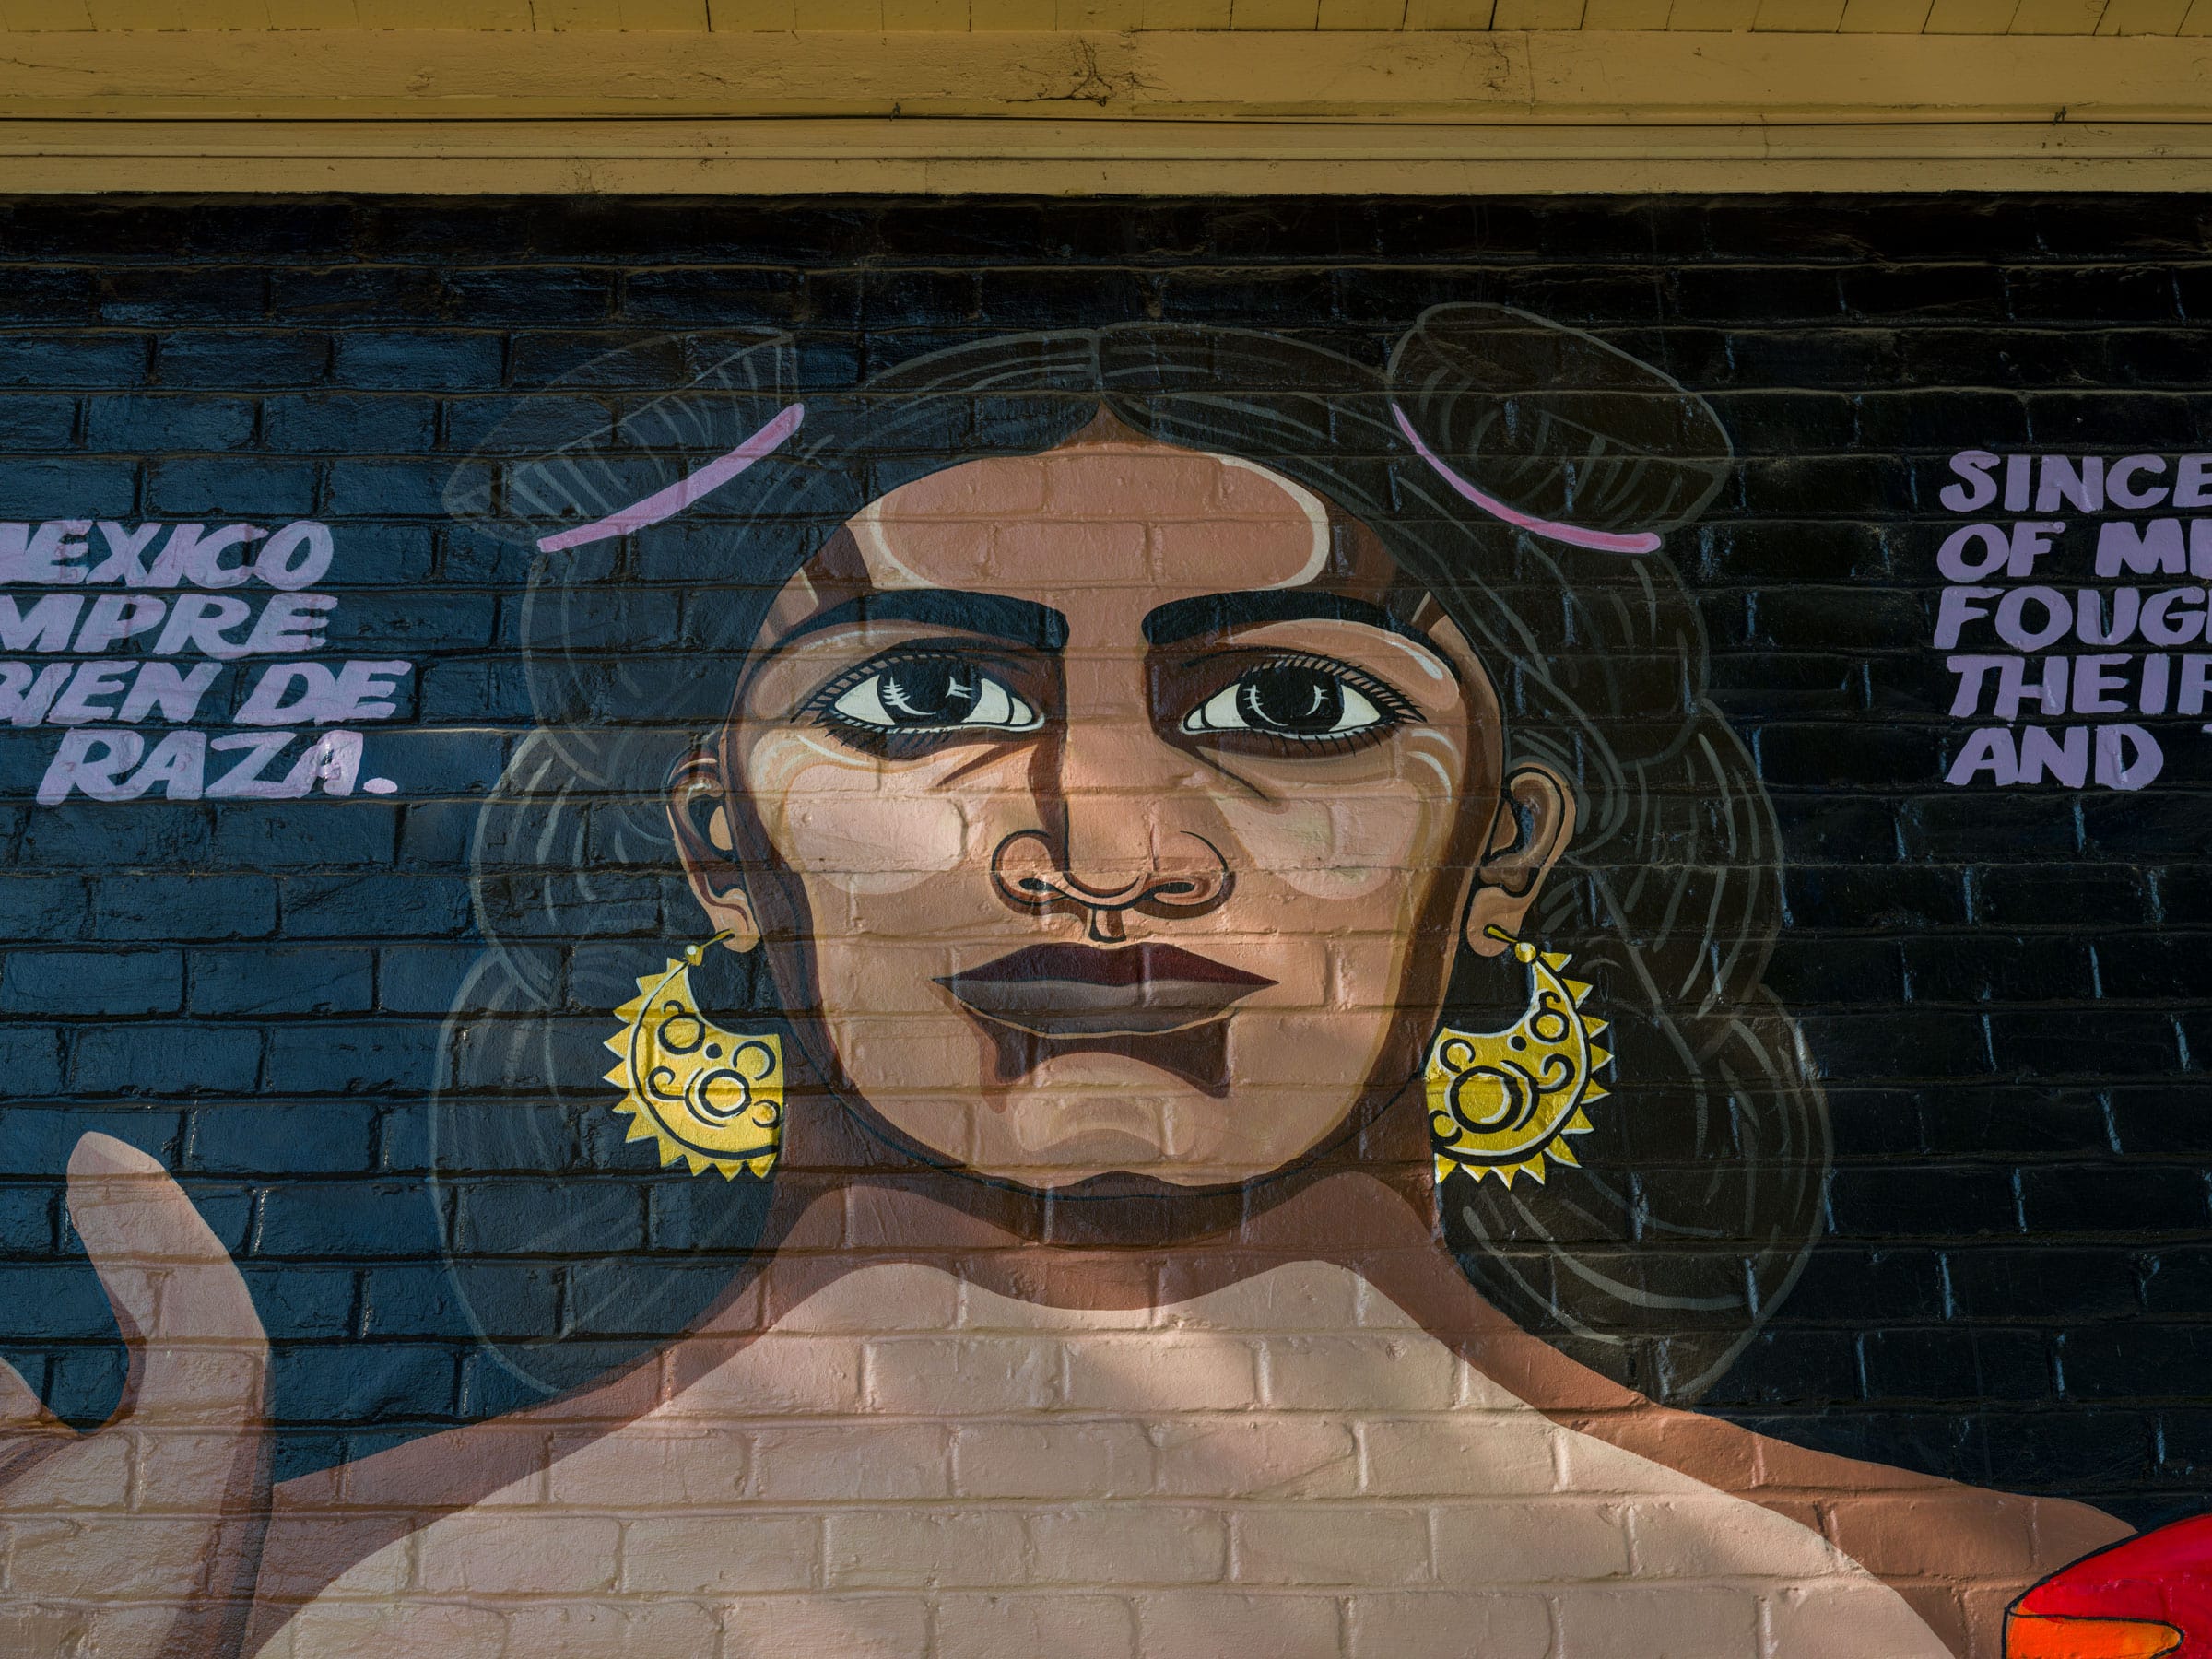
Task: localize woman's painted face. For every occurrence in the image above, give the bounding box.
[682,429,1565,1190]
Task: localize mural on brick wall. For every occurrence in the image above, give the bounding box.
[1,197,2209,1659]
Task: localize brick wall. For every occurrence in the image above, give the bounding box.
[0,192,2208,1552]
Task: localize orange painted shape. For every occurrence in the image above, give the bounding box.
[2006,1613,2185,1659]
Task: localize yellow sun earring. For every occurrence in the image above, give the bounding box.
[1427,924,1611,1187]
[606,932,783,1179]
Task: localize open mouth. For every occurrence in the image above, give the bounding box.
[936,941,1277,1038]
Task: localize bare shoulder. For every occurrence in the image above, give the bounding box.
[255,1259,1953,1659]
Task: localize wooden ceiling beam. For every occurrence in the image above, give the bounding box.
[0,29,2204,187]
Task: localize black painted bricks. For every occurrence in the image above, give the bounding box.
[0,194,2206,1524]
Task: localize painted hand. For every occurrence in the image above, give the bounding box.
[0,1134,272,1659]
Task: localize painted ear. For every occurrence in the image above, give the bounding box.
[667,755,762,954]
[1387,303,1732,544]
[442,330,800,547]
[1464,763,1575,957]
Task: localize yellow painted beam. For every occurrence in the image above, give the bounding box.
[3,113,2212,191]
[1139,0,1232,23]
[2097,0,2187,30]
[0,29,2201,186]
[0,0,95,25]
[1838,0,1932,28]
[1666,0,1759,24]
[1923,0,2016,27]
[1492,0,1584,27]
[0,28,2204,117]
[2007,0,2101,27]
[0,0,2169,19]
[1229,0,1321,25]
[1401,0,1497,22]
[1315,0,1407,24]
[1752,0,1847,30]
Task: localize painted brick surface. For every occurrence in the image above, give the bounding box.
[0,194,2207,1656]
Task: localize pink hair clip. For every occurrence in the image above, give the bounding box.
[536,403,806,554]
[1391,401,1662,557]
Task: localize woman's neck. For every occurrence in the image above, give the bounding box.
[676,1087,1646,1420]
[725,1077,1466,1317]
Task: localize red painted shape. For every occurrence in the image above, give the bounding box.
[2013,1517,2212,1658]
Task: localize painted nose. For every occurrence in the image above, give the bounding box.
[991,828,1231,942]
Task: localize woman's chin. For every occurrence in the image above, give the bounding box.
[930,1087,1339,1191]
[982,1101,1204,1188]
[982,1148,1276,1191]
[840,1036,1380,1194]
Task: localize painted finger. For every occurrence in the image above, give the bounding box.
[65,1134,268,1430]
[0,1349,56,1430]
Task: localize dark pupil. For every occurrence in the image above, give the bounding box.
[877,659,979,725]
[1237,666,1343,735]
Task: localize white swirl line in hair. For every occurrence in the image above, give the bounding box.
[1388,401,1661,558]
[535,402,806,553]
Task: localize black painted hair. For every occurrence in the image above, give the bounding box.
[436,310,1828,1407]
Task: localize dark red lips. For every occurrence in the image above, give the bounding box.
[937,942,1275,1037]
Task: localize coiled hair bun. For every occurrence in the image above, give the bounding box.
[441,330,798,548]
[1388,303,1731,540]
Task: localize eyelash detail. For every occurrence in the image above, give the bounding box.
[1180,651,1420,755]
[1257,653,1419,722]
[804,648,1041,753]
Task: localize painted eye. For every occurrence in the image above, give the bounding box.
[1182,663,1393,740]
[826,657,1040,734]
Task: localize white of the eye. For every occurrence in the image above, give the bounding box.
[830,677,896,726]
[830,671,1039,730]
[1183,684,1242,733]
[1330,685,1383,732]
[965,677,1041,728]
[1182,678,1385,736]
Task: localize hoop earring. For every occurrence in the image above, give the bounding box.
[1426,924,1611,1188]
[606,931,783,1180]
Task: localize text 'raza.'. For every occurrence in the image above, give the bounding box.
[0,518,418,805]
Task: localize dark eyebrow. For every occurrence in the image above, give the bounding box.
[768,590,1069,652]
[1142,591,1430,648]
